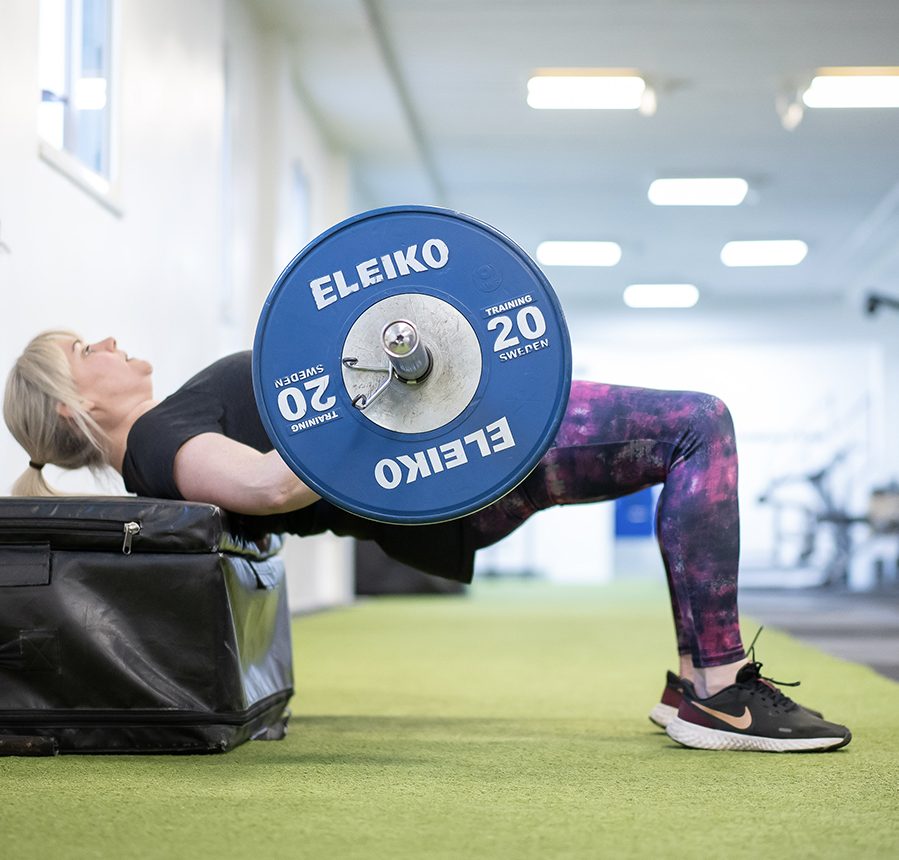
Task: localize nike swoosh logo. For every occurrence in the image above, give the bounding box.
[691,702,753,730]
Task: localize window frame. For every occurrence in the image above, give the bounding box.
[37,0,123,214]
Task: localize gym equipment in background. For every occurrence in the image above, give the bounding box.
[865,291,899,315]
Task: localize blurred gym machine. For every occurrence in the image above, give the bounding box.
[862,290,899,585]
[758,450,858,587]
[758,452,899,589]
[866,291,899,315]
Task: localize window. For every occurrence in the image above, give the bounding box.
[38,0,117,206]
[274,161,312,275]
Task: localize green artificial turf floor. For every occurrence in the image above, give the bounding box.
[2,580,898,859]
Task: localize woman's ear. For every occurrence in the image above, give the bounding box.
[56,400,95,419]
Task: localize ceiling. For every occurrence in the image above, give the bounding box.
[247,0,899,310]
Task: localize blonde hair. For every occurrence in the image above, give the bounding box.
[3,330,110,496]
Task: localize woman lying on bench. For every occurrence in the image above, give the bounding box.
[3,330,852,753]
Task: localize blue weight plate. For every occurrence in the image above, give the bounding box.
[253,205,571,524]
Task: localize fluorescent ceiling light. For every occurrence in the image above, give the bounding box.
[802,67,899,108]
[527,69,646,110]
[720,240,808,267]
[536,241,622,267]
[648,178,748,206]
[623,284,699,309]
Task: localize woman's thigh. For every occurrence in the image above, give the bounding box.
[465,380,726,548]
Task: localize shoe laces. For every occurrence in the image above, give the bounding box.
[738,627,801,710]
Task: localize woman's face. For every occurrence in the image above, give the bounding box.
[61,336,153,407]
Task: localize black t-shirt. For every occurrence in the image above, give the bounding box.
[123,352,268,500]
[122,351,475,583]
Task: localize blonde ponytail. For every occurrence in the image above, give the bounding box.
[9,461,56,497]
[4,330,110,496]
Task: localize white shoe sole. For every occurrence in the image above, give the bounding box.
[666,716,850,752]
[649,702,677,728]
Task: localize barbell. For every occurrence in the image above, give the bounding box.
[252,205,571,524]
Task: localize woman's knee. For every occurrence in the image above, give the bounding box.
[683,392,736,442]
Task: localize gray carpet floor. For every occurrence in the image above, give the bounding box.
[740,587,899,682]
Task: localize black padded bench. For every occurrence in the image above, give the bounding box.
[0,497,293,755]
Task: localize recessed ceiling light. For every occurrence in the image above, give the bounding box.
[536,241,622,267]
[527,69,646,110]
[720,240,808,267]
[802,67,899,108]
[623,284,699,308]
[648,178,748,206]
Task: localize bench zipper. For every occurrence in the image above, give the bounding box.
[0,518,141,555]
[121,521,141,554]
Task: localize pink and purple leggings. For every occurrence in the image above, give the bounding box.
[466,381,745,668]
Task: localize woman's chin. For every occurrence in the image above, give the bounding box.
[128,357,153,374]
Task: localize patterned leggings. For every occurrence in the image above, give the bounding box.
[465,381,745,668]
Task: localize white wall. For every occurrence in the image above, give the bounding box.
[223,1,354,610]
[474,503,615,584]
[1,1,227,494]
[0,0,353,612]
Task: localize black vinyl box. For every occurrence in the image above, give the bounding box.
[0,497,293,755]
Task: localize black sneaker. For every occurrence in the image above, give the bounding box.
[649,671,696,728]
[666,662,851,752]
[650,667,823,727]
